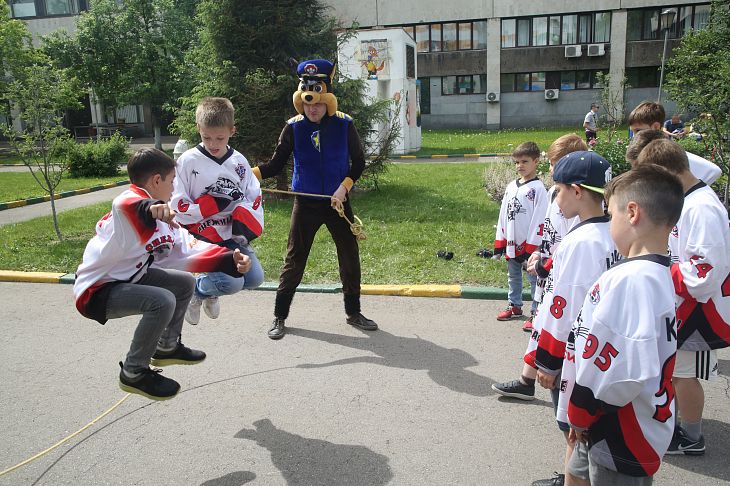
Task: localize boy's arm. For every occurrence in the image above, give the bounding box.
[524,185,548,255]
[671,205,730,303]
[230,161,264,244]
[252,125,293,181]
[686,151,722,185]
[170,155,211,225]
[493,193,508,256]
[165,228,246,277]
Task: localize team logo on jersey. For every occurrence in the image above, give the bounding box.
[506,197,524,221]
[235,164,247,180]
[205,177,242,201]
[311,130,321,152]
[589,283,600,305]
[177,199,190,213]
[526,188,536,201]
[671,225,679,238]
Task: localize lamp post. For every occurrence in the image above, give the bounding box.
[658,8,677,103]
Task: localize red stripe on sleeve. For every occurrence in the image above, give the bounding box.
[186,245,232,273]
[232,206,263,237]
[494,239,507,249]
[536,328,566,364]
[671,263,691,300]
[119,199,155,244]
[701,299,730,347]
[618,404,661,476]
[523,349,537,369]
[197,194,221,219]
[524,243,538,254]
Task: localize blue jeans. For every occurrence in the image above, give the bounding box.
[507,258,537,313]
[196,244,264,298]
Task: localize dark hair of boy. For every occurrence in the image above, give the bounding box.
[127,148,176,186]
[513,141,541,159]
[625,129,667,164]
[605,164,684,228]
[628,101,666,127]
[195,97,235,128]
[636,138,690,174]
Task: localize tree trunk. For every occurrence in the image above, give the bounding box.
[49,188,63,241]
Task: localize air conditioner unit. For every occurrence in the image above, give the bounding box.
[486,92,500,103]
[545,89,560,100]
[587,43,606,56]
[565,45,582,58]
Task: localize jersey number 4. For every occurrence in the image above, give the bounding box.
[582,334,619,372]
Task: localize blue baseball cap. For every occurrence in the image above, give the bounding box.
[553,150,612,194]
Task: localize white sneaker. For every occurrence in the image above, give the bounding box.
[185,294,202,325]
[202,296,220,319]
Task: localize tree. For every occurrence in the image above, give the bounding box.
[172,0,396,189]
[44,0,197,149]
[0,64,81,240]
[665,0,730,205]
[595,71,629,144]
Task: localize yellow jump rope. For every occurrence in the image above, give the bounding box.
[261,188,367,241]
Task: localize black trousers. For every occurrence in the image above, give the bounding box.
[275,197,361,318]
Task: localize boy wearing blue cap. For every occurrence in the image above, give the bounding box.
[252,59,377,340]
[525,151,619,486]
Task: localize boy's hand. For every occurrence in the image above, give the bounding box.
[331,184,348,210]
[569,428,588,444]
[233,248,251,274]
[150,204,179,228]
[526,252,540,275]
[537,369,557,389]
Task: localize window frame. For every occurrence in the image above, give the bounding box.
[626,4,712,41]
[501,11,612,48]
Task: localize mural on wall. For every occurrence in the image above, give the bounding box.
[360,40,389,80]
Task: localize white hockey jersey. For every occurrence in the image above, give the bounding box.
[494,178,547,261]
[171,145,264,247]
[74,185,242,324]
[533,186,580,303]
[565,255,677,477]
[669,182,730,351]
[687,151,721,185]
[524,216,619,372]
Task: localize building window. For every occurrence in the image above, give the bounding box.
[442,74,487,95]
[561,71,576,90]
[45,0,79,15]
[533,17,548,46]
[548,16,561,45]
[594,12,611,43]
[627,4,711,41]
[442,23,457,51]
[517,18,531,46]
[531,72,546,91]
[474,74,487,94]
[406,45,415,78]
[515,73,531,92]
[562,15,578,44]
[501,74,515,93]
[501,18,516,48]
[416,24,430,53]
[403,26,416,40]
[578,14,592,43]
[627,66,660,88]
[442,76,456,95]
[473,21,488,49]
[10,0,36,17]
[458,22,472,50]
[430,24,442,52]
[418,77,431,114]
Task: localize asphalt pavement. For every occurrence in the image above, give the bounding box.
[1,284,728,485]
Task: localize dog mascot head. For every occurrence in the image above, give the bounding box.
[293,59,338,117]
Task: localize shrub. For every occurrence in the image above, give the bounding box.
[592,138,631,177]
[483,158,517,203]
[66,132,129,177]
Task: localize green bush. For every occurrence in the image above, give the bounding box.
[593,138,631,177]
[66,132,129,177]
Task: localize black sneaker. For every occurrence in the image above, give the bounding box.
[346,313,378,331]
[532,473,565,486]
[150,340,206,366]
[666,427,705,455]
[118,362,180,401]
[268,317,286,340]
[491,379,536,401]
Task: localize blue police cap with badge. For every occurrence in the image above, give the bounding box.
[293,59,338,116]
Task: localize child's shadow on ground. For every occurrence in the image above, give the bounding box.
[234,419,393,486]
[663,418,730,483]
[286,326,550,406]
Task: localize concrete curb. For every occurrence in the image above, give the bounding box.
[0,180,130,211]
[0,270,531,301]
[400,153,509,159]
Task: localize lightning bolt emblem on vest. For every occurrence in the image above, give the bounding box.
[311,131,321,152]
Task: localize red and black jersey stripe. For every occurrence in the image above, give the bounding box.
[535,328,565,372]
[677,297,730,349]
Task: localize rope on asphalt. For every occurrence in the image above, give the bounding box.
[262,187,367,240]
[0,393,131,477]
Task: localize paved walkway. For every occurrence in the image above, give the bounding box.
[0,284,727,485]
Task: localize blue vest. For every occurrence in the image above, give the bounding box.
[289,112,352,196]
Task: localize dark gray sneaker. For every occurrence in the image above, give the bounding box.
[268,317,286,340]
[666,427,705,455]
[346,313,378,331]
[118,362,180,401]
[491,379,536,401]
[532,473,565,486]
[151,340,206,366]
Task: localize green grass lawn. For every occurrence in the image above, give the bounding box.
[0,163,518,287]
[0,172,128,202]
[415,127,628,156]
